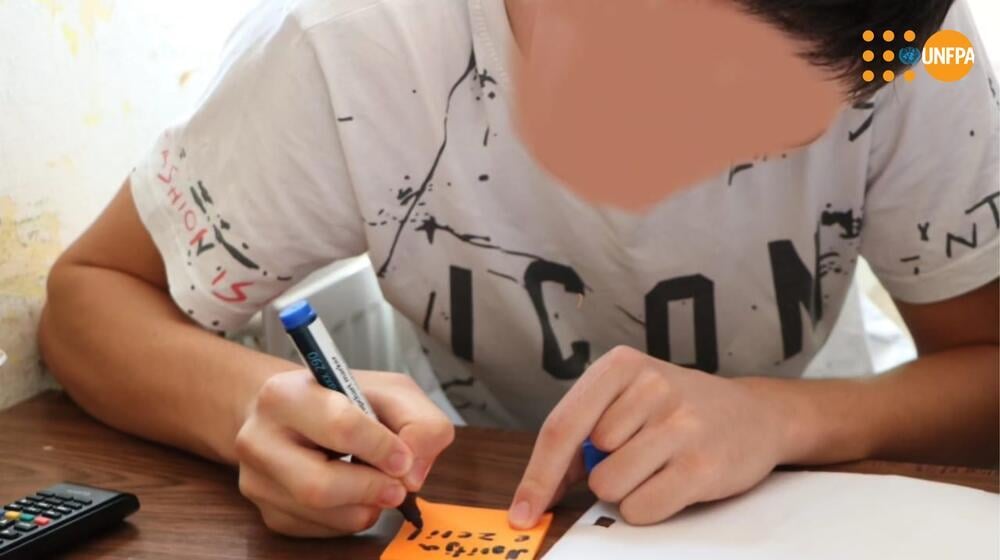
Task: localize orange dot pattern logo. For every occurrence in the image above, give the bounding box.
[861,28,974,85]
[862,29,916,83]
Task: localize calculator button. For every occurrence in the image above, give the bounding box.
[55,505,73,514]
[22,506,42,515]
[35,501,56,509]
[3,512,20,521]
[18,514,34,523]
[36,490,56,498]
[0,519,13,529]
[15,499,33,507]
[34,516,51,526]
[14,522,36,532]
[72,497,93,505]
[2,504,20,512]
[53,491,76,500]
[0,529,19,540]
[43,510,62,520]
[62,502,83,511]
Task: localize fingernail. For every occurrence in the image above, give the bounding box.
[405,459,431,489]
[387,451,413,476]
[509,500,533,529]
[379,484,406,508]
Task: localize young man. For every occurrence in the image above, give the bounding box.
[39,0,997,538]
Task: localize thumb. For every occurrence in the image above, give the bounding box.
[397,420,455,490]
[361,373,456,490]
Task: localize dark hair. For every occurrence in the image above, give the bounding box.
[735,0,955,99]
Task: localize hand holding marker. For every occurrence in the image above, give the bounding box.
[279,300,423,529]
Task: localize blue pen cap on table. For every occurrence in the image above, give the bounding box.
[279,300,317,331]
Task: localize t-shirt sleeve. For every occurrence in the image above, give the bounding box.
[859,1,999,304]
[130,2,366,330]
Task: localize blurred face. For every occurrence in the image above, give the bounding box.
[510,0,847,212]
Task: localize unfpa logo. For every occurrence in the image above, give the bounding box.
[862,28,974,84]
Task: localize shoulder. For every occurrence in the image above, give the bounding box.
[292,0,389,29]
[217,0,470,77]
[288,0,469,32]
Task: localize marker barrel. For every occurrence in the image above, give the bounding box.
[284,314,375,418]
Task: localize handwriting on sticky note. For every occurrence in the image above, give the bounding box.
[381,498,553,560]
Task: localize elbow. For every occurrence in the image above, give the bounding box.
[37,255,81,388]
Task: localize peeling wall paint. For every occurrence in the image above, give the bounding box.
[0,197,62,410]
[0,0,257,409]
[0,197,61,301]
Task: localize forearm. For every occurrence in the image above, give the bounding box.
[744,345,999,468]
[38,261,297,464]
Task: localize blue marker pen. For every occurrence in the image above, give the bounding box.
[583,438,610,474]
[279,300,423,529]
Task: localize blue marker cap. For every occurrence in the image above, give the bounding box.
[279,300,317,331]
[583,438,610,473]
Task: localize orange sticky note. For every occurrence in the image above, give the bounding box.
[382,498,553,560]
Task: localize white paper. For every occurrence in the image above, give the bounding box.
[544,471,999,559]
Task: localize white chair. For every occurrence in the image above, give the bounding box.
[262,255,463,423]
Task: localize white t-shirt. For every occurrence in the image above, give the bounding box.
[131,0,999,428]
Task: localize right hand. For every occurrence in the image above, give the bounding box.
[235,369,455,537]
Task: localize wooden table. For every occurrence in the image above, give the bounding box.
[1,391,996,559]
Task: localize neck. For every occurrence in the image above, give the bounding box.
[505,0,538,54]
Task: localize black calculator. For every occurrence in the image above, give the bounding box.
[0,483,140,559]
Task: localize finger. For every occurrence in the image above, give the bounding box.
[510,346,647,529]
[548,447,587,509]
[364,373,456,489]
[259,507,348,538]
[241,464,385,534]
[258,374,413,477]
[238,426,407,510]
[588,423,683,504]
[258,504,380,537]
[619,460,701,525]
[589,370,678,453]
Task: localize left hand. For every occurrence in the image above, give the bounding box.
[508,345,794,528]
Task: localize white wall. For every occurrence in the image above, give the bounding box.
[0,0,258,409]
